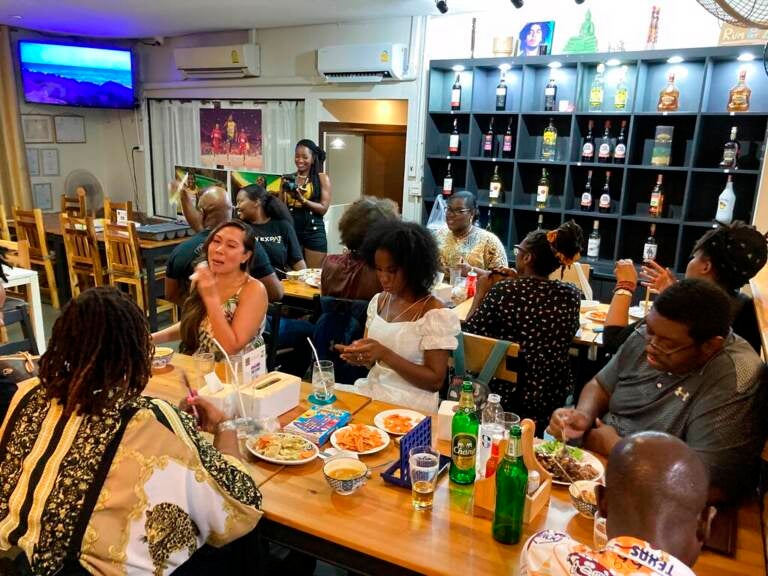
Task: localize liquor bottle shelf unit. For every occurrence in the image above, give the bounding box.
[422,46,768,276]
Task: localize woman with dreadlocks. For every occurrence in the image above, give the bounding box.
[604,221,768,353]
[153,219,268,358]
[0,287,262,575]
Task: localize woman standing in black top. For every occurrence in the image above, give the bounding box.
[464,220,584,434]
[282,139,332,268]
[236,184,306,276]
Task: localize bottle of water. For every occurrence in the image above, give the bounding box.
[477,394,503,479]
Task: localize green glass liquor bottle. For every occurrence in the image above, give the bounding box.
[492,424,528,544]
[449,381,479,485]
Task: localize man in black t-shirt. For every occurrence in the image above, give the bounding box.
[165,187,283,304]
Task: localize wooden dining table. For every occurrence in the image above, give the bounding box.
[145,354,766,576]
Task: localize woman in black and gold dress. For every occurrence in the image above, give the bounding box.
[282,139,332,268]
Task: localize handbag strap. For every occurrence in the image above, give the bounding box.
[477,339,511,386]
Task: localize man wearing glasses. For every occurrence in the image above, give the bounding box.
[548,279,765,503]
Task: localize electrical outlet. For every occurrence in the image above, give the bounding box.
[135,145,145,152]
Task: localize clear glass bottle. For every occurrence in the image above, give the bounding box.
[541,118,558,162]
[479,394,504,478]
[536,168,550,209]
[589,64,605,112]
[657,72,680,112]
[544,77,557,112]
[587,220,601,260]
[727,70,751,113]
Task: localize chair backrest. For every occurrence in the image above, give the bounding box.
[549,262,592,300]
[0,204,11,241]
[0,239,31,270]
[12,207,50,263]
[61,187,87,218]
[454,331,520,383]
[264,302,283,372]
[103,198,134,224]
[103,221,142,279]
[60,213,105,294]
[311,296,370,384]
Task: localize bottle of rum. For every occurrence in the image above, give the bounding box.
[587,220,601,261]
[580,170,594,211]
[449,118,460,156]
[649,174,665,217]
[450,74,462,111]
[501,118,514,159]
[597,120,613,164]
[657,72,680,112]
[482,117,495,158]
[643,224,658,262]
[715,175,736,224]
[442,163,454,197]
[727,70,751,112]
[544,77,557,112]
[589,65,605,111]
[496,71,508,111]
[613,120,627,164]
[541,118,558,161]
[720,126,740,169]
[598,171,612,213]
[449,381,479,485]
[536,168,550,209]
[492,424,528,545]
[614,68,629,110]
[536,213,544,230]
[485,206,495,233]
[489,164,504,203]
[581,120,595,163]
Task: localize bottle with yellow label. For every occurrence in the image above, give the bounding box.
[449,381,479,485]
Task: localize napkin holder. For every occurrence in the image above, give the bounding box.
[472,418,552,523]
[239,371,300,419]
[382,416,450,488]
[198,382,238,419]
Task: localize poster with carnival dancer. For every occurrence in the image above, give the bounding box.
[199,108,263,169]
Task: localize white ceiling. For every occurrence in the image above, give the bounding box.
[0,0,493,39]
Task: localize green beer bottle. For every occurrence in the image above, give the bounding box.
[449,381,479,484]
[492,424,528,544]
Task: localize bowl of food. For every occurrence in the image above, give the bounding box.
[323,456,368,495]
[285,270,304,282]
[152,346,175,369]
[569,480,600,519]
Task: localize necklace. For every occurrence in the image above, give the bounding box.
[384,293,431,323]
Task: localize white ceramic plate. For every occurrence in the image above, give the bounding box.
[305,276,321,288]
[585,310,608,323]
[580,300,600,311]
[629,305,650,319]
[246,433,319,465]
[534,440,605,486]
[330,424,391,455]
[373,409,425,436]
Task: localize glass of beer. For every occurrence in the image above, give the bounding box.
[409,446,440,511]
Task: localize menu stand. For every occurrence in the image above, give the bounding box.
[381,417,450,487]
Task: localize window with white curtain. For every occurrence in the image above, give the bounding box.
[148,99,304,216]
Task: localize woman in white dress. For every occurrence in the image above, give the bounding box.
[338,221,460,413]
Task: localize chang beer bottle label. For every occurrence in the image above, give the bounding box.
[452,433,477,470]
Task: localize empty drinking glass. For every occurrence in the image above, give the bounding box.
[193,351,215,389]
[310,360,336,404]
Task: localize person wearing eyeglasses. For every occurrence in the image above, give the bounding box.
[433,191,508,276]
[548,279,765,503]
[463,220,583,435]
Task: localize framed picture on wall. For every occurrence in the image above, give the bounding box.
[26,147,40,176]
[54,115,86,143]
[40,149,60,176]
[32,182,53,211]
[21,115,54,143]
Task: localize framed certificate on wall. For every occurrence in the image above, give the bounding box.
[21,115,54,143]
[26,148,40,176]
[54,115,86,143]
[40,149,60,176]
[32,182,53,211]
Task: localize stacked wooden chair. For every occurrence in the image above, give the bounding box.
[13,207,59,309]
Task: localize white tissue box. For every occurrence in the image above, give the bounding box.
[239,371,301,420]
[432,282,453,304]
[198,383,238,419]
[438,400,459,441]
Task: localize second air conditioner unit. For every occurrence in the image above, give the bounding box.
[174,44,260,80]
[317,43,409,83]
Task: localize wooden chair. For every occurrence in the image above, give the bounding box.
[61,187,87,218]
[13,207,59,309]
[103,198,134,224]
[0,239,31,269]
[550,262,593,300]
[0,204,11,241]
[454,331,520,383]
[60,214,105,298]
[0,238,32,347]
[103,221,177,322]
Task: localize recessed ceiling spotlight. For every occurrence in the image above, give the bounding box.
[498,63,512,72]
[435,0,448,14]
[606,58,621,67]
[548,61,562,69]
[667,56,684,64]
[511,0,524,8]
[737,52,755,62]
[452,64,465,72]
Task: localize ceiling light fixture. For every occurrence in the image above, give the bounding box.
[667,55,684,64]
[511,0,524,8]
[548,61,562,69]
[575,0,585,4]
[435,0,448,14]
[452,64,465,72]
[737,52,755,62]
[606,58,621,67]
[498,63,512,72]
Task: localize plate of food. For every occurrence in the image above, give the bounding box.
[534,439,604,486]
[246,432,319,465]
[585,310,608,323]
[304,268,322,288]
[331,424,390,455]
[580,300,600,311]
[373,409,425,436]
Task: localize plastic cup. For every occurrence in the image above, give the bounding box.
[409,446,440,511]
[310,360,336,404]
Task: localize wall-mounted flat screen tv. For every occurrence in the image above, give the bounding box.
[19,40,136,109]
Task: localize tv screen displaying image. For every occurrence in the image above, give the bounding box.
[19,41,136,109]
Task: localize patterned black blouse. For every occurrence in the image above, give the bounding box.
[464,276,581,433]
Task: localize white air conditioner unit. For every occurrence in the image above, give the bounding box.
[174,44,260,80]
[317,43,408,83]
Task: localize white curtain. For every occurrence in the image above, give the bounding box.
[148,99,304,216]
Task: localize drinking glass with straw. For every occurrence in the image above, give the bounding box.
[307,337,336,405]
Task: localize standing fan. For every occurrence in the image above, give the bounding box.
[63,169,104,213]
[695,1,768,28]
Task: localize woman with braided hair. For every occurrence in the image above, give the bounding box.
[605,221,767,353]
[464,220,584,434]
[281,139,332,267]
[0,287,262,575]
